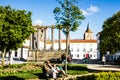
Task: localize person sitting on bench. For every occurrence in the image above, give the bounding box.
[52,64,68,77]
[43,60,58,79]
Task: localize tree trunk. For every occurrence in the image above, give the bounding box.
[9,50,13,65]
[2,48,6,66]
[65,30,70,73]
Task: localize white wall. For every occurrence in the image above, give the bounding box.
[22,48,29,60]
[70,43,98,59]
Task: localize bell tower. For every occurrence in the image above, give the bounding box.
[84,23,93,40]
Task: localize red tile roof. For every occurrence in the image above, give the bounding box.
[54,39,97,43]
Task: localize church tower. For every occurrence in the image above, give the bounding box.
[84,23,93,40]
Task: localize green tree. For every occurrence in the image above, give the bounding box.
[100,11,120,55]
[53,0,85,72]
[0,5,35,66]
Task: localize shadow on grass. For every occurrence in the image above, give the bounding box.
[0,76,25,80]
[33,73,48,79]
[66,65,88,71]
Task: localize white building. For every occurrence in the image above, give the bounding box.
[52,39,97,60]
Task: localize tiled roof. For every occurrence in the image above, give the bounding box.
[54,39,97,43]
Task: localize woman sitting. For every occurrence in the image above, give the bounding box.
[52,64,68,77]
[43,60,58,79]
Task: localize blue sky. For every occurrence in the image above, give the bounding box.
[0,0,120,39]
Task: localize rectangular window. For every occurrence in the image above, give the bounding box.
[83,54,85,57]
[77,54,79,58]
[90,54,92,57]
[90,48,92,51]
[83,48,86,52]
[76,48,80,52]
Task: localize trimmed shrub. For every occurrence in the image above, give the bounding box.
[76,72,120,80]
[95,72,120,80]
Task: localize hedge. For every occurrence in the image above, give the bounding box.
[76,72,120,80]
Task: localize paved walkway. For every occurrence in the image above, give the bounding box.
[87,64,120,72]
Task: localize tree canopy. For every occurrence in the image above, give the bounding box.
[0,5,34,65]
[100,11,120,54]
[0,5,34,51]
[53,0,85,34]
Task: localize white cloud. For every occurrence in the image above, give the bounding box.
[81,9,89,15]
[32,19,43,26]
[87,5,99,13]
[82,5,99,16]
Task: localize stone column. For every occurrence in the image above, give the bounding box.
[37,28,40,50]
[39,28,42,50]
[30,34,33,50]
[58,28,62,50]
[51,26,54,51]
[44,28,47,50]
[32,33,35,50]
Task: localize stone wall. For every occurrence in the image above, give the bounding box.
[27,50,65,62]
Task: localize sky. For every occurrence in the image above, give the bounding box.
[0,0,120,40]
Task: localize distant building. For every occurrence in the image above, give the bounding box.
[51,39,97,60]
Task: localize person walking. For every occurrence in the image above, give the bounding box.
[102,55,106,66]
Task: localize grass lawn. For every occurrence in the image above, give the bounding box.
[0,63,89,80]
[67,64,89,75]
